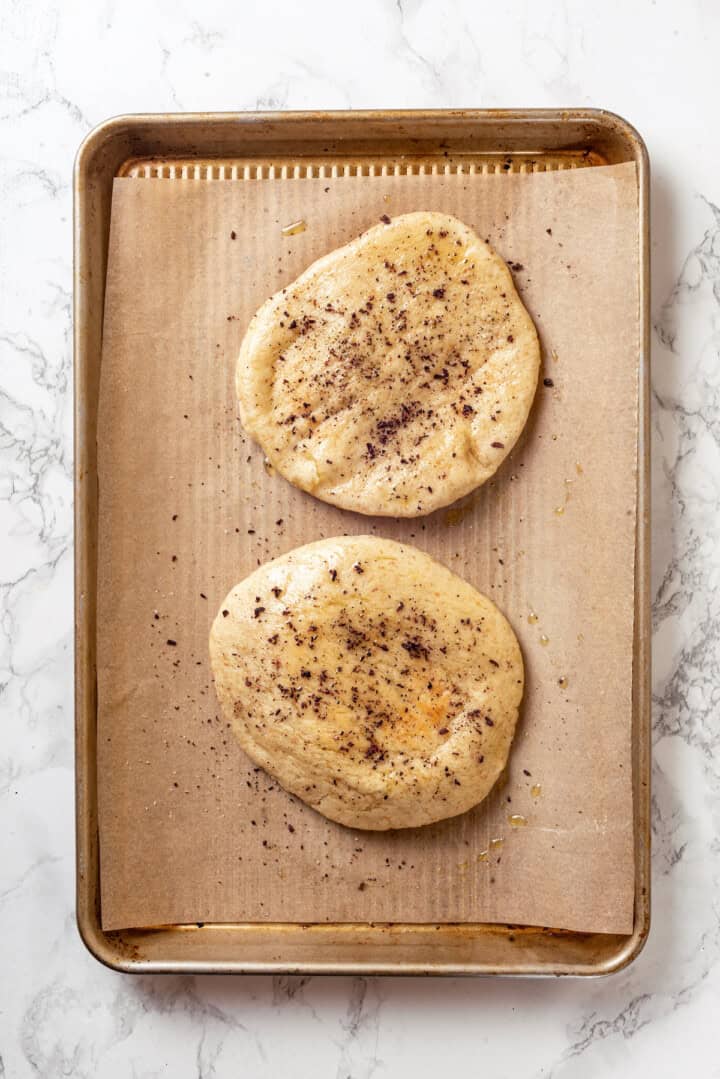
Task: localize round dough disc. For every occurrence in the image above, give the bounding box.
[210,536,524,830]
[237,211,540,517]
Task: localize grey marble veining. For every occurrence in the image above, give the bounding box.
[1,0,719,1075]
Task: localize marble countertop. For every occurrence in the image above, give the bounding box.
[2,0,719,1075]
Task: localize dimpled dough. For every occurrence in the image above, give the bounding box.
[236,211,540,517]
[209,536,524,830]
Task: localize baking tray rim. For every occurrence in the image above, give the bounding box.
[74,107,650,976]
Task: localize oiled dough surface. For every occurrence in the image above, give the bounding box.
[210,536,524,830]
[236,211,540,516]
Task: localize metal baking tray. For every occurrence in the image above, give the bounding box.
[74,109,650,975]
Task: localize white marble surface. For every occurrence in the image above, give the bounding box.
[1,0,719,1074]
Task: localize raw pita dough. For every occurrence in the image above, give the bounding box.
[236,211,540,516]
[210,536,524,830]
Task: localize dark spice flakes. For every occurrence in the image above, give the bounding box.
[401,637,430,660]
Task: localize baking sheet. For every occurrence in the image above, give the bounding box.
[97,162,638,934]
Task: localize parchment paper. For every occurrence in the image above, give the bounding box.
[97,163,639,934]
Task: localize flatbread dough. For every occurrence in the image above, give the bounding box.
[236,211,540,517]
[209,536,524,830]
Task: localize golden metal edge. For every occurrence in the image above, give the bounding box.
[74,108,651,976]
